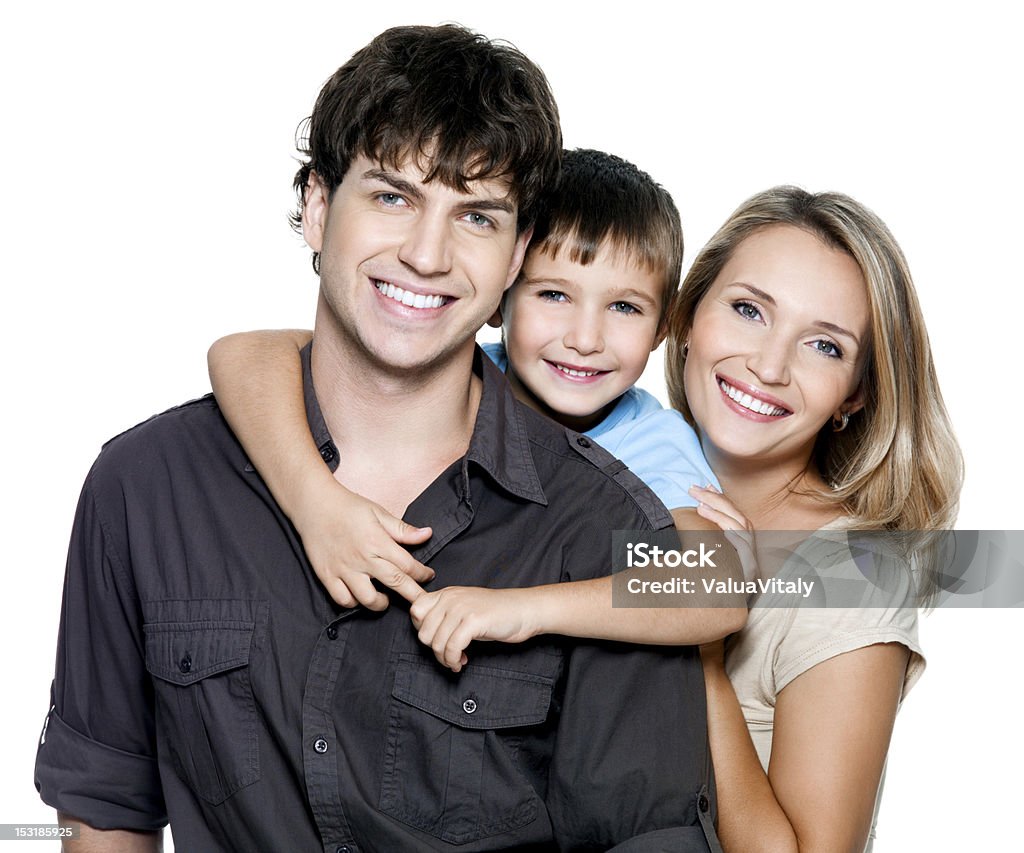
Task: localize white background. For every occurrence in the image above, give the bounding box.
[2,2,1020,850]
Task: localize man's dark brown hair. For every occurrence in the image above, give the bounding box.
[292,24,562,272]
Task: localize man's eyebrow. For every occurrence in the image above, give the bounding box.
[361,168,514,216]
[361,169,424,202]
[732,283,860,344]
[455,197,515,216]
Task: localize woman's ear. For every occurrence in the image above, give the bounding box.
[837,384,866,419]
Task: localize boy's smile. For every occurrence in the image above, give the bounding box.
[502,243,665,432]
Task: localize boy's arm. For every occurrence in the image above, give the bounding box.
[410,507,747,671]
[207,330,434,609]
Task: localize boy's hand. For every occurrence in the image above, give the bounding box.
[689,485,758,582]
[294,478,435,610]
[409,586,540,672]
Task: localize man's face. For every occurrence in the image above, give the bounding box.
[304,154,531,375]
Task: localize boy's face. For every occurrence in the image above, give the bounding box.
[502,243,666,432]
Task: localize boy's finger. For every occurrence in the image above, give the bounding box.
[347,576,390,612]
[388,547,436,582]
[409,591,438,626]
[324,577,358,609]
[377,512,433,545]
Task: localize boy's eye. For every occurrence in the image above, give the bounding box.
[733,301,762,321]
[810,339,842,359]
[610,301,641,315]
[538,290,568,303]
[462,212,494,228]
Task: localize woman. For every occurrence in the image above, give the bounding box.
[666,186,962,852]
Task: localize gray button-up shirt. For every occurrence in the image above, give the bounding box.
[36,346,716,851]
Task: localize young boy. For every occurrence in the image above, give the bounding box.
[209,148,746,670]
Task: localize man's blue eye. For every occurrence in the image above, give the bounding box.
[378,193,404,206]
[465,212,493,228]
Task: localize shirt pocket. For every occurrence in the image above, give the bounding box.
[143,599,264,805]
[379,653,555,844]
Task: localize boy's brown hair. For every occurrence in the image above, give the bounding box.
[528,148,683,324]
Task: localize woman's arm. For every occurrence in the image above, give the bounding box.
[207,330,434,609]
[703,641,908,853]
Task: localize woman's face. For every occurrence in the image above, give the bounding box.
[684,224,871,474]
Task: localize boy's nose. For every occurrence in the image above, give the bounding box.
[397,212,453,276]
[563,312,605,355]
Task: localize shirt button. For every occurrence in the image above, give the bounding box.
[326,625,338,640]
[576,436,591,448]
[320,446,335,463]
[179,654,192,674]
[462,698,477,714]
[698,793,710,813]
[313,738,329,754]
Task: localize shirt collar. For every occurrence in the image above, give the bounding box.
[301,343,547,506]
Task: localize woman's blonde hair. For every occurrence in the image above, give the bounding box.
[665,186,963,535]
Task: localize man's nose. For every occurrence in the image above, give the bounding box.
[397,212,453,276]
[563,308,605,356]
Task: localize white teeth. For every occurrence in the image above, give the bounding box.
[374,280,446,310]
[555,364,601,378]
[719,380,787,417]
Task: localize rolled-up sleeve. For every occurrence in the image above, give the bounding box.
[34,474,166,831]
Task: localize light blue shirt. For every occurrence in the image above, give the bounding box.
[483,342,718,509]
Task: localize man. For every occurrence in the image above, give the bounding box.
[35,25,718,851]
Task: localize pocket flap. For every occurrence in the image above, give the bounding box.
[392,655,553,730]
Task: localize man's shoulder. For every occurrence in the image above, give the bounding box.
[516,403,673,532]
[88,393,240,488]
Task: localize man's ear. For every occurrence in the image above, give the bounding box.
[302,172,329,253]
[504,226,533,291]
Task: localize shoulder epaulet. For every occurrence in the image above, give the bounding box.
[564,429,673,529]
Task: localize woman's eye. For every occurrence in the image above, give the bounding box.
[733,301,762,321]
[610,301,640,315]
[810,339,842,358]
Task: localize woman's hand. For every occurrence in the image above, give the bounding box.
[689,484,758,582]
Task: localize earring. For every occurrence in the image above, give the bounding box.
[832,411,850,432]
[682,340,690,358]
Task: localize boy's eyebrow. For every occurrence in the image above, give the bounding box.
[606,287,659,307]
[733,283,860,345]
[362,168,515,215]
